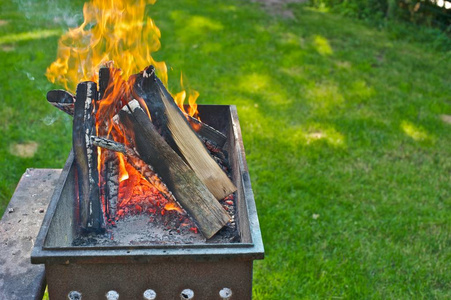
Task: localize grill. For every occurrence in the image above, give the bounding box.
[31,105,264,299]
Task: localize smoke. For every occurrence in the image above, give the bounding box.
[42,111,60,126]
[12,0,83,28]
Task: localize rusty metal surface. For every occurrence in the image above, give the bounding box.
[0,168,62,300]
[46,260,253,300]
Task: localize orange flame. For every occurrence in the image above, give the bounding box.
[117,153,129,182]
[48,0,201,226]
[46,0,167,93]
[46,0,200,119]
[173,73,201,120]
[164,202,183,214]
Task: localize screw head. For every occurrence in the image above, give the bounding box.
[68,291,82,300]
[143,289,157,300]
[219,287,232,299]
[180,289,194,299]
[106,290,119,300]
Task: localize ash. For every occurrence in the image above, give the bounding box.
[73,197,239,246]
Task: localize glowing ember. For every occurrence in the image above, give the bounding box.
[164,202,184,214]
[117,153,129,182]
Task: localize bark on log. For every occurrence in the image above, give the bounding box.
[97,67,124,222]
[133,66,236,200]
[131,69,179,155]
[118,100,230,239]
[103,151,119,221]
[46,90,75,116]
[98,67,111,100]
[73,81,103,232]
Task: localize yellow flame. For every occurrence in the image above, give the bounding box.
[46,0,167,93]
[173,73,201,120]
[47,0,201,119]
[164,202,183,214]
[117,153,129,182]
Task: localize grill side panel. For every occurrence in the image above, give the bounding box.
[46,259,253,300]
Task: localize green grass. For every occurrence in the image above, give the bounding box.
[2,0,451,298]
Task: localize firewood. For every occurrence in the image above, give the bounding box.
[98,67,111,100]
[103,151,119,222]
[46,89,75,116]
[185,113,227,147]
[151,73,226,146]
[97,67,134,222]
[118,100,230,239]
[90,136,176,205]
[131,69,179,155]
[133,66,236,200]
[73,81,103,232]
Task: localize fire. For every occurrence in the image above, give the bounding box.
[48,0,201,227]
[173,73,201,120]
[117,153,129,182]
[164,202,183,214]
[46,0,166,92]
[46,0,199,119]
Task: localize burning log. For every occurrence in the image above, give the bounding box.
[98,66,111,100]
[46,89,75,116]
[103,151,119,222]
[185,113,227,147]
[91,136,176,205]
[73,81,103,232]
[133,66,236,200]
[97,66,121,223]
[118,100,230,239]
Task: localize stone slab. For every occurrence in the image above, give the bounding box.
[0,168,61,300]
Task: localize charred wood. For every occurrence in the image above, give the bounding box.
[133,66,236,200]
[118,100,230,239]
[98,67,111,100]
[103,151,119,223]
[185,113,227,147]
[131,68,179,154]
[46,89,75,116]
[91,136,177,206]
[73,81,103,232]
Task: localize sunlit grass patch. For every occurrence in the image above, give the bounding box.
[313,34,333,56]
[290,123,346,148]
[401,120,435,143]
[0,28,61,45]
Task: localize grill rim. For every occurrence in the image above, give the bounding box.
[31,105,264,264]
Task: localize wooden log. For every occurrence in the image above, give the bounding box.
[118,100,230,239]
[46,90,75,116]
[185,113,227,147]
[133,66,236,200]
[132,70,226,147]
[91,136,178,207]
[152,75,226,146]
[104,151,119,222]
[73,81,103,232]
[131,69,180,155]
[97,67,130,223]
[98,67,111,100]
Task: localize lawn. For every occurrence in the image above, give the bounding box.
[1,0,451,298]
